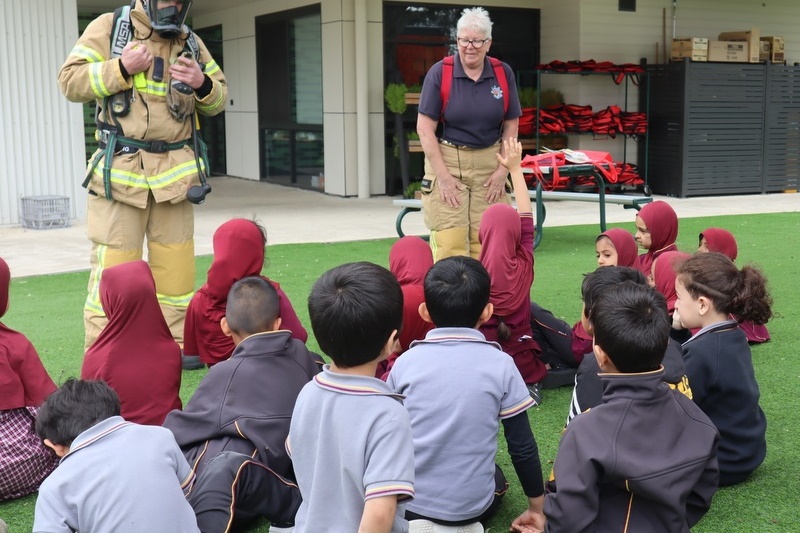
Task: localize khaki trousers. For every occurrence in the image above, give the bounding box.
[421,142,510,262]
[84,193,195,349]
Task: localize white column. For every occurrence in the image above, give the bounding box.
[355,0,370,198]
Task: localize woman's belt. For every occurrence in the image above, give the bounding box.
[438,138,500,151]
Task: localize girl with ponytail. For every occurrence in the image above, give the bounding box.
[674,252,772,486]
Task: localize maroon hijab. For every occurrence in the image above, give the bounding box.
[185,219,266,363]
[598,228,638,268]
[701,228,738,261]
[0,258,56,410]
[388,237,434,353]
[652,251,690,313]
[479,204,533,316]
[389,236,433,287]
[81,261,181,425]
[635,201,678,275]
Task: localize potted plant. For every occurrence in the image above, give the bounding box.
[385,83,411,190]
[404,180,423,200]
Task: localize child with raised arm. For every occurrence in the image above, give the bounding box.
[388,255,545,533]
[675,252,771,485]
[164,277,320,532]
[479,138,547,402]
[34,379,199,533]
[546,282,718,532]
[289,262,415,533]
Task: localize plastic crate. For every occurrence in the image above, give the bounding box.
[19,195,71,230]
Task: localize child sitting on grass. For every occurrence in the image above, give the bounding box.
[388,255,545,533]
[529,228,640,390]
[81,260,181,425]
[0,257,58,502]
[566,266,691,425]
[34,379,199,533]
[289,262,415,533]
[546,282,718,532]
[479,138,547,403]
[696,228,770,343]
[675,252,771,486]
[633,200,678,276]
[183,218,307,369]
[164,277,321,532]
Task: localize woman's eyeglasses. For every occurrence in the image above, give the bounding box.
[457,38,490,49]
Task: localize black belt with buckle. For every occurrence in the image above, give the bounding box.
[98,136,191,155]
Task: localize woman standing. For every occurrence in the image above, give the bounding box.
[417,7,522,261]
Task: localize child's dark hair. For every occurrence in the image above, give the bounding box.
[424,256,490,328]
[308,262,403,368]
[35,379,121,447]
[591,281,670,372]
[226,276,280,336]
[677,252,773,324]
[582,266,648,321]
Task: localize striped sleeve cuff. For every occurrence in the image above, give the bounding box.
[499,396,535,419]
[365,481,415,501]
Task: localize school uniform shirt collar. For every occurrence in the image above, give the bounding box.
[314,365,404,401]
[598,367,667,403]
[409,327,503,351]
[62,415,130,461]
[682,319,739,347]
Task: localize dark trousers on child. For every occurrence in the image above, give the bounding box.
[405,465,508,526]
[188,451,301,533]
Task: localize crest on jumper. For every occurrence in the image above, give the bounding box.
[491,85,503,100]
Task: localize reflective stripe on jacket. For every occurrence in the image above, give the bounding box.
[58,1,227,208]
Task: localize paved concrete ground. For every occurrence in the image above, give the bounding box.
[1,175,797,278]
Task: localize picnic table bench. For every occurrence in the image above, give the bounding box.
[394,164,652,249]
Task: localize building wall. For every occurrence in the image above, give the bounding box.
[0,0,86,225]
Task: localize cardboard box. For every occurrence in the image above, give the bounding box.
[672,37,709,51]
[671,49,708,61]
[708,40,749,62]
[761,36,785,63]
[759,40,771,62]
[718,28,760,62]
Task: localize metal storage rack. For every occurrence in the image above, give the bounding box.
[534,66,650,192]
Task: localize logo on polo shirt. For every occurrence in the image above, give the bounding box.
[491,85,503,100]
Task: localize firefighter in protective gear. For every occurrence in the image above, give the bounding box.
[58,0,227,350]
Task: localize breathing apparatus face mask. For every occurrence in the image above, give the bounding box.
[146,0,192,38]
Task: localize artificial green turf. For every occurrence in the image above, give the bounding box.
[1,213,798,532]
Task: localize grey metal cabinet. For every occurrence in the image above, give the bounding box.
[642,60,800,197]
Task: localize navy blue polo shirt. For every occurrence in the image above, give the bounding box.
[418,55,522,149]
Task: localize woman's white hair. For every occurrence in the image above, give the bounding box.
[457,7,493,39]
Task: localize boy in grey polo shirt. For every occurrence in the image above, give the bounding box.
[288,262,415,533]
[33,379,199,533]
[387,256,545,532]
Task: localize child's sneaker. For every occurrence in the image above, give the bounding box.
[408,519,483,533]
[268,525,294,533]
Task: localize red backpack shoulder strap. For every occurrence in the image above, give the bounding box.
[489,56,509,116]
[440,55,455,119]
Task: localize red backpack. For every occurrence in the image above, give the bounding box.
[440,55,509,119]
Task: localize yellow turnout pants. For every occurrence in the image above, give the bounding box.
[84,193,195,349]
[421,142,510,262]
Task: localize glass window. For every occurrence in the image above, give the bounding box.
[256,7,324,189]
